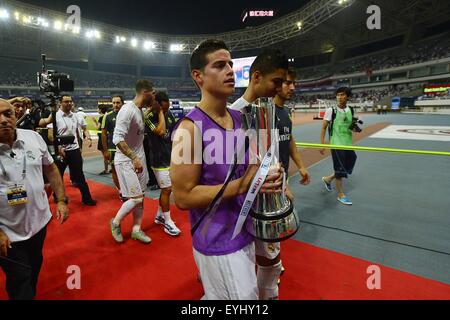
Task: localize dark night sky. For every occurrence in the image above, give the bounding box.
[19,0,309,34]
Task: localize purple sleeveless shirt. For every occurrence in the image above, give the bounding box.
[183,106,253,256]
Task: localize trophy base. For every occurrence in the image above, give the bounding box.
[249,200,300,243]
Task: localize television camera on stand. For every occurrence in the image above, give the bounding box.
[35,54,75,159]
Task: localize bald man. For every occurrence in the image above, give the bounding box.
[0,99,68,300]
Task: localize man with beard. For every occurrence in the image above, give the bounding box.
[102,96,125,201]
[110,80,154,244]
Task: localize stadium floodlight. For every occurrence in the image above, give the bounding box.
[170,44,184,52]
[297,21,302,30]
[54,20,63,31]
[143,40,155,50]
[131,38,138,47]
[115,35,127,43]
[64,23,80,34]
[0,8,10,19]
[86,29,101,39]
[22,15,31,24]
[14,11,20,20]
[37,17,49,27]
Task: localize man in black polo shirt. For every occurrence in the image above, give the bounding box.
[273,68,311,199]
[144,91,180,236]
[101,95,125,201]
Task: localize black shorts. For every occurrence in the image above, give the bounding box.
[97,134,103,151]
[331,149,357,179]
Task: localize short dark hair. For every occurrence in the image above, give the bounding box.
[59,95,72,102]
[287,67,297,79]
[98,105,108,114]
[135,79,154,93]
[155,91,169,104]
[249,49,288,78]
[112,95,124,104]
[190,39,229,71]
[335,87,352,97]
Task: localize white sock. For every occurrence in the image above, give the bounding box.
[257,261,282,300]
[163,211,171,222]
[132,205,144,233]
[156,206,163,217]
[113,198,139,225]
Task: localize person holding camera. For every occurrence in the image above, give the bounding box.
[0,98,68,300]
[319,87,357,206]
[54,95,97,206]
[7,97,53,133]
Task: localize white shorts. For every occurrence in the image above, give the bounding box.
[152,168,171,189]
[255,240,281,260]
[115,160,149,198]
[193,242,258,300]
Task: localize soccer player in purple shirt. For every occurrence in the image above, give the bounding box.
[170,39,283,300]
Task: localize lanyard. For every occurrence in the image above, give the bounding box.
[0,150,27,182]
[60,113,76,135]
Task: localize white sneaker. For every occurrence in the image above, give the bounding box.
[131,230,152,244]
[110,219,123,243]
[155,214,176,225]
[154,214,165,225]
[164,219,181,236]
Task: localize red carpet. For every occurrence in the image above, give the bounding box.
[1,178,449,300]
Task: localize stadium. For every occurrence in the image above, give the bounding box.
[0,0,449,304]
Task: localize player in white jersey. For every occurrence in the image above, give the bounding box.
[110,80,155,244]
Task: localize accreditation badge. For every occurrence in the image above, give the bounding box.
[6,184,28,206]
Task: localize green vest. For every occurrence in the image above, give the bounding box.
[331,107,353,146]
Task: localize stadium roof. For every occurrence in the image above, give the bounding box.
[1,0,355,53]
[18,0,311,35]
[1,0,448,56]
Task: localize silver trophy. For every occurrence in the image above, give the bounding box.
[242,97,300,242]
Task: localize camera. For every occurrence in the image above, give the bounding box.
[349,117,363,132]
[34,54,75,159]
[37,54,74,96]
